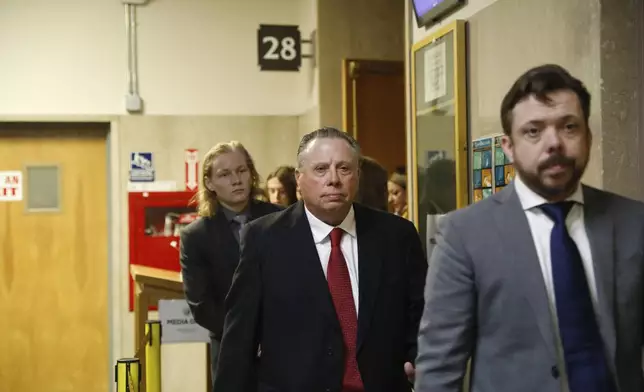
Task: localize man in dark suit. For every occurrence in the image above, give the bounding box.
[415,65,644,392]
[214,127,427,392]
[179,141,281,390]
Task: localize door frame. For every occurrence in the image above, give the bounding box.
[341,59,405,140]
[0,116,121,388]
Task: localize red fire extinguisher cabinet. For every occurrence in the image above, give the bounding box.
[128,191,197,311]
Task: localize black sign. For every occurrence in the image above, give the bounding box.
[257,24,302,71]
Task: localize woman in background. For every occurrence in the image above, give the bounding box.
[388,172,408,219]
[265,165,298,207]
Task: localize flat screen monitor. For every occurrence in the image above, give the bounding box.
[412,0,465,28]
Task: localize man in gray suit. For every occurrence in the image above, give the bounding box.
[415,64,644,392]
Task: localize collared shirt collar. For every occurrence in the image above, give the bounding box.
[514,174,584,211]
[219,202,250,222]
[304,204,357,244]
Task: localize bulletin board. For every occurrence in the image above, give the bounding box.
[470,133,515,203]
[410,20,467,235]
[492,134,515,192]
[471,137,493,202]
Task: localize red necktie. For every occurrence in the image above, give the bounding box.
[327,228,364,392]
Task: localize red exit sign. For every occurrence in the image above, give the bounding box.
[0,171,22,201]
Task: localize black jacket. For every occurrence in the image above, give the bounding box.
[214,202,427,392]
[180,199,282,340]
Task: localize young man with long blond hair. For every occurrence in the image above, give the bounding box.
[179,141,281,390]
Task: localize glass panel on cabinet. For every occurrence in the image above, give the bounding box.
[144,206,197,236]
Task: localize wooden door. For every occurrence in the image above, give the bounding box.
[342,59,406,174]
[0,123,109,392]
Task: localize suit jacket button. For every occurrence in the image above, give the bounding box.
[551,365,560,379]
[327,348,333,356]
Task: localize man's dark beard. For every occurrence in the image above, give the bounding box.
[515,154,585,200]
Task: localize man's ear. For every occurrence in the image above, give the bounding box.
[500,134,514,163]
[204,176,215,193]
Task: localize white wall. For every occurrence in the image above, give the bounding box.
[298,0,319,111]
[411,0,499,43]
[0,0,314,116]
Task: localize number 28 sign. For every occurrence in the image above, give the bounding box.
[257,24,301,71]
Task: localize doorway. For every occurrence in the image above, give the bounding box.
[342,59,406,174]
[0,122,110,392]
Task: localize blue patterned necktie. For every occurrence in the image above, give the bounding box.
[539,202,614,392]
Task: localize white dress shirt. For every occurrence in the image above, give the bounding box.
[304,205,360,313]
[514,175,598,392]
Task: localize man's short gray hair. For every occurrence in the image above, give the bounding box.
[296,127,361,168]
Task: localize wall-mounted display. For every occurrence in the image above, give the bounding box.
[411,0,466,28]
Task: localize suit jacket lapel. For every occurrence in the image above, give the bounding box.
[210,200,267,264]
[582,186,616,365]
[207,208,239,265]
[492,184,557,361]
[289,202,341,331]
[355,204,383,352]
